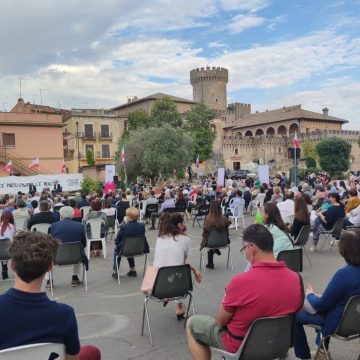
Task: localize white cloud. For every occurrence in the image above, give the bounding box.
[208,41,227,48]
[228,14,265,33]
[216,30,360,89]
[260,80,360,130]
[221,0,271,12]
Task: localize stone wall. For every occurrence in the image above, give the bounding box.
[223,130,360,172]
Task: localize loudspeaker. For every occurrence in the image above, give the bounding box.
[113,175,119,183]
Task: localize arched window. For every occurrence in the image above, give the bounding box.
[289,123,299,135]
[277,125,287,135]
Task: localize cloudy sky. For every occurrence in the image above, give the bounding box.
[1,0,359,128]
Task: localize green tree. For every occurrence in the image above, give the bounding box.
[151,97,182,128]
[302,140,317,159]
[81,175,100,194]
[127,109,153,131]
[305,157,316,168]
[185,102,215,162]
[316,137,351,175]
[86,148,95,166]
[123,125,194,184]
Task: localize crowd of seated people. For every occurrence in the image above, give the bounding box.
[0,173,359,359]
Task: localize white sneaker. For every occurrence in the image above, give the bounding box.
[330,239,339,246]
[309,246,318,252]
[228,224,236,229]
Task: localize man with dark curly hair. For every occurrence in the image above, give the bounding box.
[0,231,100,360]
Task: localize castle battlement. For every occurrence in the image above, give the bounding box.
[190,66,228,85]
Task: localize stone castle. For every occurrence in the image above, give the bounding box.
[188,66,360,172]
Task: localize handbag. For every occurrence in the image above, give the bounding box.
[141,266,158,294]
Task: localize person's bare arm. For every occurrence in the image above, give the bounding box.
[215,304,233,327]
[65,353,79,360]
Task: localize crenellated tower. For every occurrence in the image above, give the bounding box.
[190,66,228,111]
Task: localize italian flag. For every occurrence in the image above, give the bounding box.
[4,160,13,172]
[121,144,125,164]
[29,158,40,169]
[293,132,300,149]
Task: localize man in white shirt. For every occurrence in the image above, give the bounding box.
[277,191,295,223]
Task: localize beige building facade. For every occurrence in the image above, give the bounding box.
[63,109,125,174]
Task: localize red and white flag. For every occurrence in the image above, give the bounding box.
[61,160,66,174]
[195,154,200,168]
[29,158,40,169]
[293,132,300,149]
[4,160,13,172]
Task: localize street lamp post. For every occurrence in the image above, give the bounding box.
[76,121,80,173]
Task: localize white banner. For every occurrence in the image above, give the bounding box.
[0,174,83,195]
[258,165,270,185]
[217,168,225,187]
[105,165,116,183]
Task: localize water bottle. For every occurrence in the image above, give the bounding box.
[255,212,263,224]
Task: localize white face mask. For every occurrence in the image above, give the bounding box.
[242,245,252,272]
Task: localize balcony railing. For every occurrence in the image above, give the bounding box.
[82,131,96,139]
[98,132,113,140]
[96,151,112,159]
[79,151,112,159]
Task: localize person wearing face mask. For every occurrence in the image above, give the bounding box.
[186,224,303,359]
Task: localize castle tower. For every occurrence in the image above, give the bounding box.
[190,66,228,111]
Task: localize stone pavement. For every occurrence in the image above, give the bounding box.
[1,214,359,360]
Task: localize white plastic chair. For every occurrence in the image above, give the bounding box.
[30,223,51,234]
[220,196,229,215]
[251,193,266,216]
[13,215,28,231]
[0,342,65,360]
[284,214,295,225]
[229,204,246,230]
[139,200,147,221]
[80,206,91,220]
[85,219,106,259]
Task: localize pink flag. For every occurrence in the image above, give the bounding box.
[61,160,66,174]
[29,158,40,169]
[293,132,300,149]
[4,160,13,172]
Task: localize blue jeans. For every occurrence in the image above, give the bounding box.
[293,310,329,359]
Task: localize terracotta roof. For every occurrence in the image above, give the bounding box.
[232,105,348,129]
[111,92,195,110]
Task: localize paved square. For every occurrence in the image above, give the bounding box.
[1,214,359,360]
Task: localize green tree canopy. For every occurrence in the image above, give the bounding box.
[127,109,152,131]
[86,148,95,166]
[151,97,182,128]
[185,102,215,162]
[316,137,351,175]
[123,125,194,183]
[302,140,317,159]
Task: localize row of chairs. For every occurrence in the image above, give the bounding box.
[1,292,359,358]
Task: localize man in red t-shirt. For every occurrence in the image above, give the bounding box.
[186,224,303,359]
